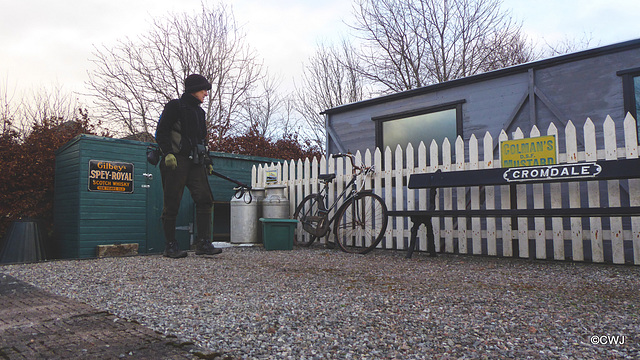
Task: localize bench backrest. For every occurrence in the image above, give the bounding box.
[408,158,640,189]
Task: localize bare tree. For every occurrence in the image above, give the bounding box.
[1,78,83,136]
[543,32,597,57]
[350,0,537,93]
[87,2,263,143]
[239,74,283,138]
[0,77,18,135]
[279,96,303,139]
[296,40,369,150]
[22,84,79,127]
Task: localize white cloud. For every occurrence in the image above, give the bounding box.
[503,0,640,48]
[1,0,638,104]
[231,0,353,89]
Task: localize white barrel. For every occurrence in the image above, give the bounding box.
[262,185,290,219]
[230,191,259,244]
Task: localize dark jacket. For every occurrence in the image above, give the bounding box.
[156,93,207,157]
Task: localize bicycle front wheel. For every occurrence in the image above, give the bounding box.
[292,194,324,247]
[334,192,388,254]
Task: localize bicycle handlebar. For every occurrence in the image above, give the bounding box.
[332,153,356,166]
[331,153,374,175]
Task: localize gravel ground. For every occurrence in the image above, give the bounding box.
[2,246,639,359]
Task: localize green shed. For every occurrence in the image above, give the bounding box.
[54,134,281,259]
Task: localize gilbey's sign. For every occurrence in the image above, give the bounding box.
[88,160,134,193]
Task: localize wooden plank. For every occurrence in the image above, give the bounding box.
[406,144,416,250]
[624,113,640,265]
[352,151,367,248]
[364,149,373,194]
[513,128,529,259]
[484,132,497,256]
[456,137,467,254]
[374,148,384,249]
[282,161,290,213]
[604,116,624,264]
[304,158,312,199]
[326,157,337,245]
[311,157,319,195]
[384,147,393,249]
[251,165,257,188]
[429,141,441,252]
[531,126,546,259]
[568,121,584,261]
[277,162,283,183]
[418,142,428,251]
[469,135,481,255]
[394,146,405,250]
[336,156,346,213]
[296,159,304,199]
[548,123,564,260]
[364,149,378,249]
[294,160,304,245]
[443,139,454,253]
[499,130,513,257]
[584,119,601,262]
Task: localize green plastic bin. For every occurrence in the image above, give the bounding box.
[259,218,298,250]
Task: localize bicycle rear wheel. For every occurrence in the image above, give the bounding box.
[334,192,388,254]
[292,194,324,246]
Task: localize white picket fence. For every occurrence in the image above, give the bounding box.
[252,114,640,265]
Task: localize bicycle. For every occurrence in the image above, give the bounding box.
[292,153,388,254]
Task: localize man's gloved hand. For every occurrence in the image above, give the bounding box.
[207,164,214,175]
[165,154,177,170]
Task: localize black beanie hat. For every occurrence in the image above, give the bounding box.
[184,74,212,93]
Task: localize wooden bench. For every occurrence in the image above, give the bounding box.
[387,158,640,259]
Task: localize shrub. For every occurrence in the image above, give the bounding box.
[0,109,105,237]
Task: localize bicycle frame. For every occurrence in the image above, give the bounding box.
[310,154,375,238]
[294,153,388,253]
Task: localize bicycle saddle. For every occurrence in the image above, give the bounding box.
[318,173,336,183]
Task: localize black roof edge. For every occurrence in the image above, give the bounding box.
[321,37,640,116]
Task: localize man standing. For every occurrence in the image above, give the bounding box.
[156,74,221,258]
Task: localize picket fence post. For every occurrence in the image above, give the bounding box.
[623,113,640,265]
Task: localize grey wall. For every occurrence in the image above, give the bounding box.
[326,42,640,158]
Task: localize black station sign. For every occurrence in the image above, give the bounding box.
[503,162,601,182]
[408,159,639,189]
[88,160,134,193]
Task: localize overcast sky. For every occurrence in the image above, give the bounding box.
[1,0,639,106]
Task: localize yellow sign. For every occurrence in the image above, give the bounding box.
[500,135,557,168]
[88,160,134,193]
[265,169,278,184]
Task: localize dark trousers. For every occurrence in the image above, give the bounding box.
[160,154,213,244]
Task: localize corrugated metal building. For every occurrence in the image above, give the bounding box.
[323,38,640,157]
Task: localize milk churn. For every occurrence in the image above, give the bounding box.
[230,190,258,244]
[262,184,290,219]
[251,187,266,242]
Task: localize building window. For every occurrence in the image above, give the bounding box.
[617,67,640,140]
[373,101,464,157]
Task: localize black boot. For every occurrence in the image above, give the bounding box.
[162,218,187,258]
[195,238,222,255]
[163,241,188,258]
